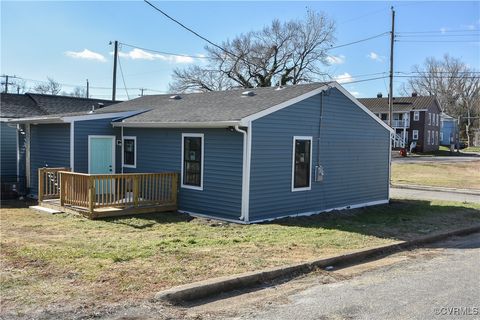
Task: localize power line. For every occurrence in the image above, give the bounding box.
[117,56,130,100]
[327,32,390,50]
[397,29,479,34]
[396,40,479,43]
[144,0,237,59]
[396,33,480,37]
[120,42,210,60]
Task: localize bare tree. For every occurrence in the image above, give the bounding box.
[71,86,87,97]
[401,54,480,145]
[170,10,335,93]
[33,77,62,95]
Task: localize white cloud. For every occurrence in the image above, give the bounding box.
[117,48,195,64]
[367,51,384,62]
[350,91,360,97]
[334,72,353,84]
[326,54,345,65]
[65,49,106,62]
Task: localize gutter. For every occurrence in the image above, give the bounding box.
[234,124,251,222]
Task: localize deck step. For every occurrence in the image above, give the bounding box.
[29,205,63,214]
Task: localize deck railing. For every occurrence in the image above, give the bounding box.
[38,167,71,201]
[38,168,179,216]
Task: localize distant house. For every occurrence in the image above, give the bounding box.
[358,94,442,152]
[0,93,116,195]
[440,113,459,147]
[12,82,393,223]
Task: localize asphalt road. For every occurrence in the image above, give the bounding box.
[391,187,480,203]
[213,233,480,320]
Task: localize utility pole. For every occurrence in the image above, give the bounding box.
[139,88,146,97]
[111,40,118,101]
[388,6,395,128]
[86,79,89,98]
[4,75,8,93]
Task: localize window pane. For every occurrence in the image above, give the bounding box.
[124,139,135,166]
[183,137,202,187]
[294,139,311,189]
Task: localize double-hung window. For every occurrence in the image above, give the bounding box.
[292,136,312,192]
[412,130,419,140]
[413,111,419,121]
[122,136,136,168]
[427,130,431,145]
[181,133,204,190]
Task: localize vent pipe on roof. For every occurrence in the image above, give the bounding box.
[377,92,383,98]
[242,91,255,97]
[412,92,418,97]
[169,95,181,100]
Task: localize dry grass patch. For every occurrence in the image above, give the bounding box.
[1,199,479,316]
[392,161,480,189]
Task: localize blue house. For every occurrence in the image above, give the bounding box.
[12,82,393,223]
[440,113,459,146]
[0,93,116,197]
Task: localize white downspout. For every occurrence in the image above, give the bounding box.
[121,125,124,174]
[235,125,250,222]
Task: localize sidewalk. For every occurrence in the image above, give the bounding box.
[391,187,480,203]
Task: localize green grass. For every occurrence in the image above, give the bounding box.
[392,161,480,189]
[1,199,479,314]
[462,146,480,153]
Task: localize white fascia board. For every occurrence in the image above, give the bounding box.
[332,82,394,133]
[112,121,241,128]
[238,84,331,125]
[62,111,143,122]
[10,111,143,124]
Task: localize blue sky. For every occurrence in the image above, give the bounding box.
[1,1,479,100]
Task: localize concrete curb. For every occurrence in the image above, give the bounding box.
[392,184,480,196]
[154,225,480,304]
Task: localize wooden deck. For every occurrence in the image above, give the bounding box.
[37,168,179,219]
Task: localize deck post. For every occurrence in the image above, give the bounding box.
[59,172,65,206]
[38,168,44,202]
[172,173,179,205]
[88,176,95,216]
[133,176,139,206]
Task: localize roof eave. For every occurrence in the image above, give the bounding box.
[112,121,242,128]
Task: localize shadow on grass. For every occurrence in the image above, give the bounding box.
[417,150,480,157]
[266,199,480,242]
[101,211,194,229]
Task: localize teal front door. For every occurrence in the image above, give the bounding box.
[89,136,115,197]
[89,136,115,174]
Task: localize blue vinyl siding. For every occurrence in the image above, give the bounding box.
[30,123,70,196]
[122,128,243,220]
[74,118,121,173]
[440,119,457,146]
[249,88,390,221]
[0,122,17,180]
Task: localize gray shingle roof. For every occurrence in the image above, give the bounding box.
[0,94,42,118]
[98,82,330,124]
[0,93,117,118]
[358,96,440,113]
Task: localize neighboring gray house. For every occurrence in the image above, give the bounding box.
[0,93,115,196]
[359,94,442,152]
[12,82,393,223]
[440,113,459,147]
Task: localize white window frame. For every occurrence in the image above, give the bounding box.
[413,111,419,121]
[427,130,430,145]
[440,132,444,142]
[181,133,204,191]
[412,130,419,140]
[436,114,439,126]
[291,136,313,192]
[435,131,438,145]
[428,113,431,125]
[122,136,137,168]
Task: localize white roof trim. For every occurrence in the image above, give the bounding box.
[239,84,331,125]
[329,82,394,133]
[112,121,241,128]
[9,111,142,124]
[238,82,393,133]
